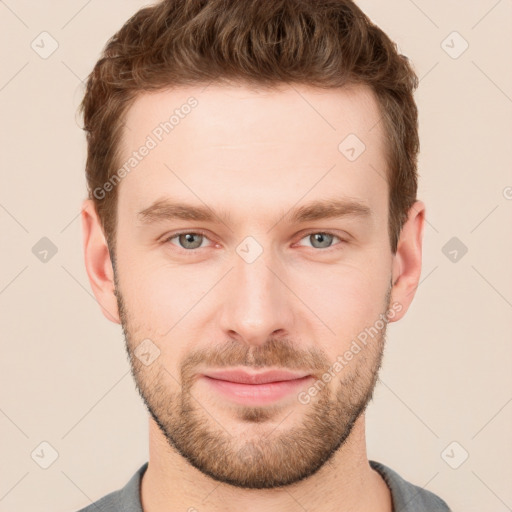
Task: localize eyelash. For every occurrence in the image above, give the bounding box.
[163,230,346,255]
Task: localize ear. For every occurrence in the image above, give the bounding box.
[388,200,426,323]
[81,199,120,324]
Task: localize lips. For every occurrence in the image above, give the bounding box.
[200,368,313,406]
[202,369,311,385]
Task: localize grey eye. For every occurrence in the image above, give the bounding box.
[307,232,337,249]
[176,233,204,249]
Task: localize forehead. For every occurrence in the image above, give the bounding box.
[117,83,388,223]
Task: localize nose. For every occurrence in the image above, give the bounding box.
[218,246,295,348]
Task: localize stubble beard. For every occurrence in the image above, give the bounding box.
[114,274,390,489]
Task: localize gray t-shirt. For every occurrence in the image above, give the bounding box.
[75,460,452,511]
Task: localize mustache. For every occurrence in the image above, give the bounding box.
[180,337,331,379]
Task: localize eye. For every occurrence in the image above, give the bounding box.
[297,231,344,250]
[163,230,346,253]
[165,231,213,251]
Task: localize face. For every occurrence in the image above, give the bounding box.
[111,83,398,488]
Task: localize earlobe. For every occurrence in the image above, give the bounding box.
[388,200,426,323]
[81,199,121,324]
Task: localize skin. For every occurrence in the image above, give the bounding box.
[82,82,425,512]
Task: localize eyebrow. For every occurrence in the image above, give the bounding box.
[136,198,372,226]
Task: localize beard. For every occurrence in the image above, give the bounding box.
[114,271,391,489]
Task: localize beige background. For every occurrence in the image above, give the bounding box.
[1,1,511,511]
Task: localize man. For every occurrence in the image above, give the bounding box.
[77,0,452,510]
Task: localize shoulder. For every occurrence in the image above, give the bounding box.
[74,489,122,512]
[72,462,148,512]
[369,460,452,512]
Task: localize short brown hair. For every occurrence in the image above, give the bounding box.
[79,0,419,255]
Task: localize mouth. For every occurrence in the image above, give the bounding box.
[200,369,314,406]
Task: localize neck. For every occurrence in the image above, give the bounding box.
[140,413,392,512]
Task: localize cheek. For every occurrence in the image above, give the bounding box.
[119,260,211,335]
[294,257,390,342]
